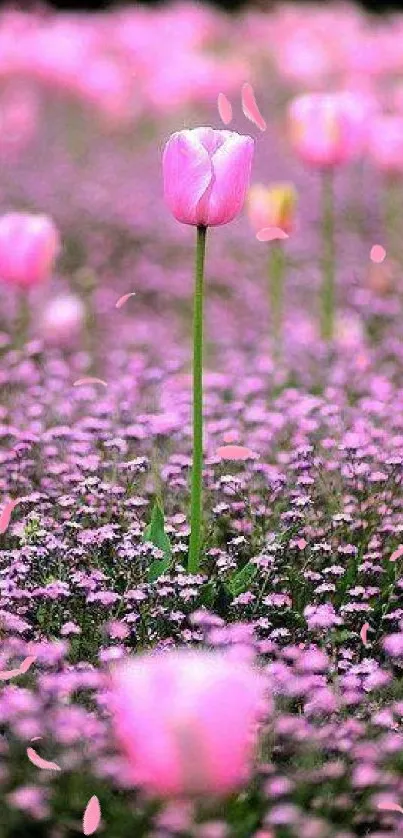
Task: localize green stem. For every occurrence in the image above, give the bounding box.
[269,243,285,353]
[320,169,335,341]
[15,290,30,349]
[384,175,400,264]
[188,225,207,574]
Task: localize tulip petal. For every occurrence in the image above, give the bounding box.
[241,83,267,131]
[256,227,289,242]
[83,796,101,835]
[163,131,212,225]
[206,133,254,226]
[217,93,233,126]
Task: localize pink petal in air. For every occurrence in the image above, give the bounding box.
[360,623,370,647]
[19,655,37,674]
[377,802,403,814]
[73,378,108,387]
[0,499,19,534]
[26,747,61,772]
[83,796,101,835]
[370,244,386,264]
[390,545,403,562]
[217,92,233,126]
[241,82,267,131]
[0,667,22,682]
[216,444,257,461]
[115,292,136,309]
[256,227,289,242]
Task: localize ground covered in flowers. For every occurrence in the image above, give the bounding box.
[1,2,403,837]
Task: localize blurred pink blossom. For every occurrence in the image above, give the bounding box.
[111,648,266,797]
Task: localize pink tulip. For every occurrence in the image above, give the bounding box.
[163,127,254,226]
[0,212,59,289]
[41,293,85,346]
[111,649,266,797]
[247,183,297,235]
[368,114,403,175]
[288,92,367,168]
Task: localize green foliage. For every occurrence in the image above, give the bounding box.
[143,500,172,582]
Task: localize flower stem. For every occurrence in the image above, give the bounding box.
[188,224,207,574]
[269,242,285,355]
[384,175,400,264]
[15,290,30,349]
[320,169,335,341]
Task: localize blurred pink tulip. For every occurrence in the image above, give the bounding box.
[111,649,266,797]
[0,212,59,290]
[163,127,254,226]
[288,92,367,168]
[247,183,297,235]
[41,293,85,347]
[369,114,403,175]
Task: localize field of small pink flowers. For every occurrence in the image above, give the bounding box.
[2,2,403,836]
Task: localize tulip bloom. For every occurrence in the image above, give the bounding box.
[288,92,366,169]
[248,184,297,353]
[369,114,403,175]
[41,293,85,347]
[247,183,297,235]
[111,649,266,797]
[0,212,60,290]
[163,127,254,573]
[369,114,403,263]
[163,127,254,227]
[287,92,366,341]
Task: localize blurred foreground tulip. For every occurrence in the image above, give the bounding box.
[41,293,85,347]
[248,184,297,353]
[111,649,266,797]
[163,127,254,573]
[163,127,254,227]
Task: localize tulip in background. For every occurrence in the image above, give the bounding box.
[288,92,367,341]
[163,127,254,573]
[248,183,297,353]
[111,649,266,798]
[41,293,85,347]
[369,114,403,262]
[0,212,60,346]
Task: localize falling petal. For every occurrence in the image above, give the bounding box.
[0,499,19,534]
[296,539,307,550]
[390,545,403,562]
[370,244,386,264]
[83,796,101,835]
[216,444,257,461]
[241,82,267,131]
[360,623,370,646]
[0,667,22,682]
[377,802,403,814]
[115,292,136,309]
[19,655,37,674]
[256,227,289,242]
[217,92,233,126]
[26,747,61,772]
[73,378,108,387]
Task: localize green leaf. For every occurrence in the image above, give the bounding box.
[227,562,258,598]
[143,500,172,583]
